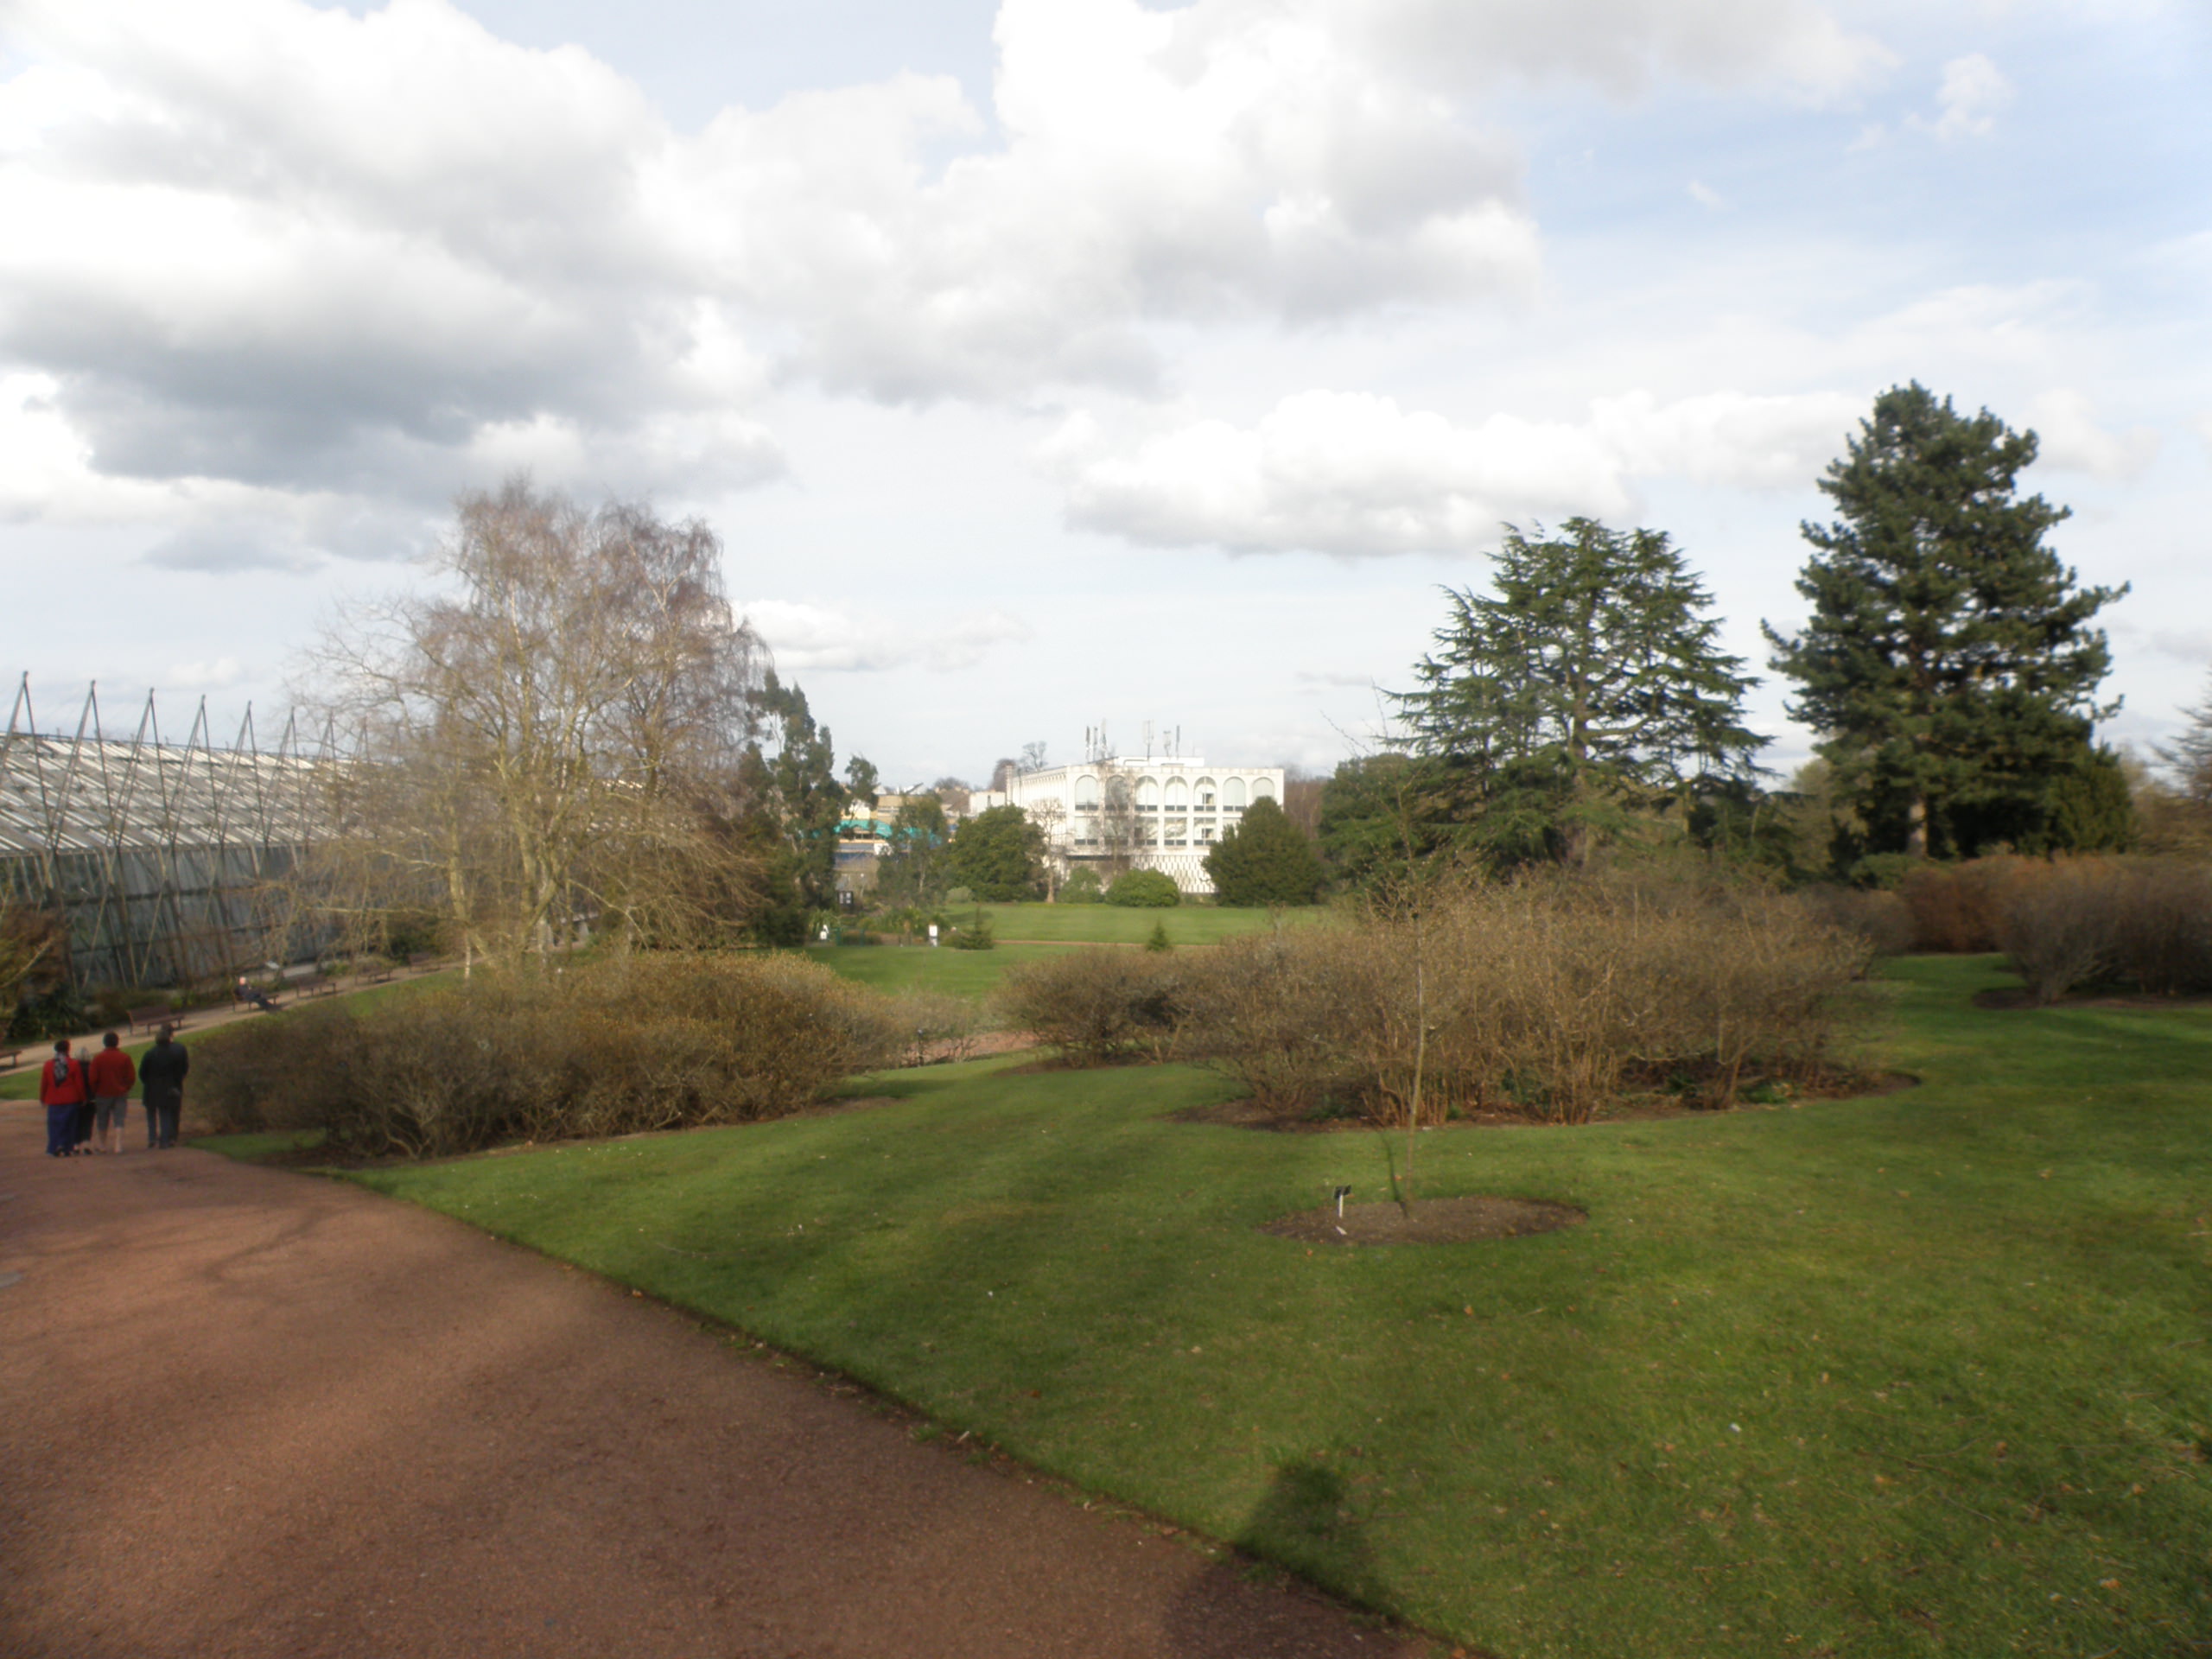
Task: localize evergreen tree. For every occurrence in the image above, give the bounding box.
[1204,796,1325,905]
[736,672,874,935]
[1765,384,2127,860]
[1392,518,1764,865]
[943,804,1044,901]
[873,792,950,906]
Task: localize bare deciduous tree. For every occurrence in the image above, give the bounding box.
[302,478,767,965]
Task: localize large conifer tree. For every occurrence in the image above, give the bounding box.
[1765,384,2127,861]
[1393,517,1764,864]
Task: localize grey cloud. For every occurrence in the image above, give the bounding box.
[141,525,326,574]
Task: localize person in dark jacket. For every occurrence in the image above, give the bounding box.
[139,1027,189,1150]
[38,1039,89,1158]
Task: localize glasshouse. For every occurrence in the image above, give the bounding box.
[2,678,329,991]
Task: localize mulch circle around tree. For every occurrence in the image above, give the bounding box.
[1262,1194,1587,1246]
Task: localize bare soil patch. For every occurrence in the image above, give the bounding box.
[1262,1194,1587,1246]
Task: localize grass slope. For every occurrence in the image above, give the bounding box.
[349,957,2212,1657]
[804,940,1075,999]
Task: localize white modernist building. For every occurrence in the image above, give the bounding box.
[979,754,1285,896]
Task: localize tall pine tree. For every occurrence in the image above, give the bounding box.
[1765,384,2127,861]
[1393,518,1764,866]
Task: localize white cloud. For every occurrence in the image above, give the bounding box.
[2024,389,2159,480]
[1687,180,1725,209]
[741,600,1033,674]
[0,0,1897,526]
[1046,386,1862,556]
[1914,53,2013,141]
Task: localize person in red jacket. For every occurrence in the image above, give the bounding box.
[39,1039,89,1159]
[87,1031,137,1155]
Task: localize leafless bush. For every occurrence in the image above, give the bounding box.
[2110,860,2212,995]
[993,950,1183,1065]
[1995,863,2120,1005]
[890,989,985,1067]
[1799,886,1916,957]
[1897,857,2025,952]
[1993,856,2212,1001]
[1173,932,1362,1113]
[1175,874,1870,1125]
[195,953,902,1158]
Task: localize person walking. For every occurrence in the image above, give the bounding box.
[87,1031,137,1154]
[38,1039,89,1159]
[140,1026,189,1150]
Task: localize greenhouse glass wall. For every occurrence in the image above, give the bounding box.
[2,679,331,991]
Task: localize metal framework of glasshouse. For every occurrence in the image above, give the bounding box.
[1,677,332,991]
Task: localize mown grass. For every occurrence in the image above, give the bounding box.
[350,955,2211,1657]
[804,939,1077,1000]
[191,1127,327,1160]
[969,900,1334,946]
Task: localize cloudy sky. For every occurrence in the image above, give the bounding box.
[2,0,2205,785]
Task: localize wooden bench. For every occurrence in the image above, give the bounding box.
[301,978,340,1001]
[0,1046,20,1071]
[128,1005,187,1033]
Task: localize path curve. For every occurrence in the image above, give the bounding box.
[0,1109,1432,1659]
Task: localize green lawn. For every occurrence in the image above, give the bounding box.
[805,940,1078,1000]
[969,900,1334,945]
[350,956,2210,1656]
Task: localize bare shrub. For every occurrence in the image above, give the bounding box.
[1897,857,2025,952]
[889,989,984,1067]
[1175,873,1870,1125]
[1995,862,2120,1005]
[994,950,1182,1065]
[1990,856,2212,1001]
[2110,861,2212,995]
[1800,886,1916,957]
[1175,932,1361,1114]
[195,953,903,1159]
[194,1001,362,1135]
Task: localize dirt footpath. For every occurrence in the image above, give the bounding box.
[0,1109,1431,1659]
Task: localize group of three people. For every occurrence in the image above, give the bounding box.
[36,1028,189,1158]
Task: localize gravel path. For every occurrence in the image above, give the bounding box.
[0,1109,1433,1659]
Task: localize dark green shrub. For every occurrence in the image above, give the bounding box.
[1059,867,1104,904]
[1143,919,1173,953]
[1106,869,1180,907]
[1204,797,1325,906]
